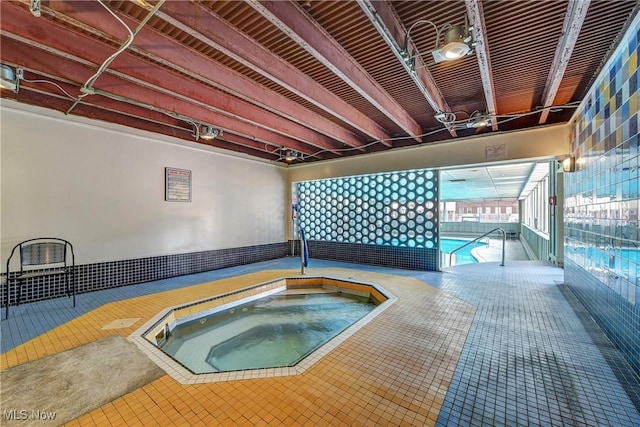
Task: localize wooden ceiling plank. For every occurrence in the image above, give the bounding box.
[247,0,421,142]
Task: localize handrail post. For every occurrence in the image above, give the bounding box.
[300,229,308,275]
[447,227,506,267]
[500,229,505,266]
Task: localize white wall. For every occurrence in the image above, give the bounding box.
[288,124,571,182]
[1,101,287,270]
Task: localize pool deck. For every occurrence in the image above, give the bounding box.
[1,257,640,426]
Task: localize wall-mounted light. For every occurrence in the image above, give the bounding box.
[562,156,576,172]
[199,125,222,140]
[0,64,23,93]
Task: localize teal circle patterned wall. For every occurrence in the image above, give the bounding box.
[297,170,438,248]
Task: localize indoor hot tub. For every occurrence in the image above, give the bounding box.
[130,276,395,383]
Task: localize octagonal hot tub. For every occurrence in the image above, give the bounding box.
[130,276,395,383]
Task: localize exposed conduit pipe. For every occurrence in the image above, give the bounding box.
[85,85,204,139]
[66,0,166,114]
[357,0,455,136]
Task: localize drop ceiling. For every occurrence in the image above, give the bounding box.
[441,161,550,201]
[1,0,637,163]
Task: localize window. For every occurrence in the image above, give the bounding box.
[523,175,549,234]
[440,200,519,223]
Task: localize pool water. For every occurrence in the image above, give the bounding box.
[441,238,487,266]
[161,292,376,373]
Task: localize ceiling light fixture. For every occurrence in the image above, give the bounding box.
[401,17,474,68]
[432,25,473,63]
[275,147,303,163]
[435,110,491,130]
[199,125,222,140]
[284,150,300,163]
[0,64,23,92]
[466,110,491,128]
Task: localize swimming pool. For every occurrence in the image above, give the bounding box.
[441,238,487,266]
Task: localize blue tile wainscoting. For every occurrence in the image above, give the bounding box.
[564,14,640,375]
[1,242,290,307]
[306,240,439,271]
[565,259,640,374]
[1,235,443,309]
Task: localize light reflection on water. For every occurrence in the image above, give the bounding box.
[161,293,375,373]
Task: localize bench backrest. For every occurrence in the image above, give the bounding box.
[6,238,74,274]
[20,242,67,266]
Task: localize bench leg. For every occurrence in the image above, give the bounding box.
[5,280,22,319]
[66,272,76,308]
[4,279,8,320]
[16,281,21,308]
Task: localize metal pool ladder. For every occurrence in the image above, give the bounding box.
[448,228,506,267]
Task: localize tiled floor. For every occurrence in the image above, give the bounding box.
[1,256,640,426]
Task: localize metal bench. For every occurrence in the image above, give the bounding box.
[4,238,75,319]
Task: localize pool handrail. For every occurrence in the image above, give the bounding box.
[448,228,506,267]
[300,228,309,274]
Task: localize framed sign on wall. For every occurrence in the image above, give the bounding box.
[165,167,192,202]
[485,144,507,161]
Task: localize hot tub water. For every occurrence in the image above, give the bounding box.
[160,292,376,373]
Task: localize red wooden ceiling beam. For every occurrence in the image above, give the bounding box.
[17,0,367,151]
[247,0,422,142]
[10,87,279,161]
[358,0,457,137]
[1,3,343,156]
[0,36,320,156]
[538,0,590,124]
[466,0,498,131]
[17,70,196,134]
[153,0,392,145]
